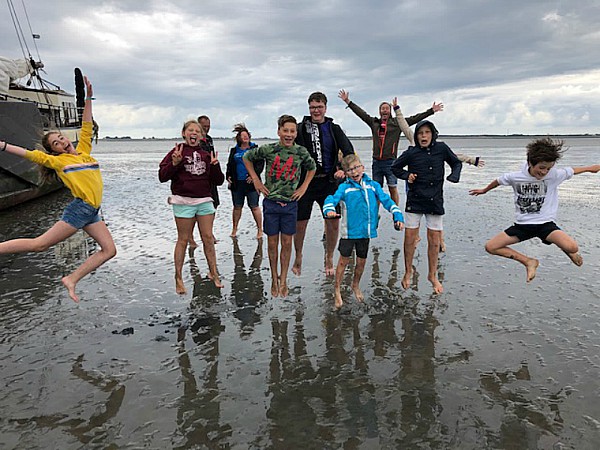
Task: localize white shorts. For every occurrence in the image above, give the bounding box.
[404,212,443,231]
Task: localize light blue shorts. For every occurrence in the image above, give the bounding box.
[61,198,101,229]
[172,201,215,218]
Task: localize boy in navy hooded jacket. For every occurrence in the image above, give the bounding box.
[391,120,462,294]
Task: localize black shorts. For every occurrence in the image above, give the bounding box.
[338,238,370,259]
[297,176,339,221]
[504,221,560,245]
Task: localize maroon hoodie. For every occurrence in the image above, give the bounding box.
[159,143,224,198]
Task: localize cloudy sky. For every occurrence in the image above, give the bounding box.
[3,0,600,138]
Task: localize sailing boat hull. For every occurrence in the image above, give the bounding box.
[0,101,67,210]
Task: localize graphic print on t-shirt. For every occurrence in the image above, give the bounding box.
[515,180,547,214]
[185,151,207,176]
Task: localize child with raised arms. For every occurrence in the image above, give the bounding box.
[323,154,404,309]
[469,137,599,282]
[0,75,116,303]
[159,120,225,293]
[243,115,316,298]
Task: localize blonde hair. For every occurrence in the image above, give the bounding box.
[181,120,205,138]
[341,154,361,171]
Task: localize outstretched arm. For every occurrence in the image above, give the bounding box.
[82,76,93,123]
[457,153,485,167]
[0,140,28,158]
[392,97,414,145]
[469,179,499,196]
[573,164,600,175]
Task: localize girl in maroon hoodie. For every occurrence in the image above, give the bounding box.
[159,120,225,293]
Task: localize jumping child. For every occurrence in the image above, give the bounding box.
[0,76,116,303]
[243,115,316,297]
[323,154,404,309]
[469,137,599,282]
[159,120,225,293]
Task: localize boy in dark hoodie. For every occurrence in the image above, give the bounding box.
[391,120,462,294]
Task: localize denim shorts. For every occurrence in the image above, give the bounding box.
[173,201,215,218]
[263,198,298,236]
[372,159,397,188]
[231,183,260,208]
[61,198,101,229]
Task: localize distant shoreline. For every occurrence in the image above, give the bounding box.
[101,134,600,141]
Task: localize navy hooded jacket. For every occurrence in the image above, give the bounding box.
[391,120,462,215]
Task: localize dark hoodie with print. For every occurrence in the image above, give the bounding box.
[391,120,462,215]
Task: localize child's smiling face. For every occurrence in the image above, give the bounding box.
[528,161,555,179]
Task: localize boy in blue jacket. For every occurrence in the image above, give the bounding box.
[323,154,404,308]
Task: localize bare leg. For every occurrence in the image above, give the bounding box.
[231,206,242,237]
[279,234,293,297]
[197,214,223,288]
[0,220,78,254]
[267,234,280,296]
[352,257,366,302]
[402,228,419,289]
[334,255,350,308]
[62,221,117,303]
[546,230,583,266]
[250,206,263,239]
[174,217,195,294]
[324,218,339,276]
[426,228,443,294]
[388,186,399,206]
[188,222,200,249]
[292,219,308,275]
[485,232,539,282]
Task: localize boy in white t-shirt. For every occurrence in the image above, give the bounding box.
[469,137,599,282]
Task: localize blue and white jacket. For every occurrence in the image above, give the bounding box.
[322,173,404,239]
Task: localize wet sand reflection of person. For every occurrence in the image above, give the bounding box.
[11,354,125,446]
[397,302,446,446]
[174,298,230,448]
[479,364,567,447]
[231,237,265,335]
[266,312,324,448]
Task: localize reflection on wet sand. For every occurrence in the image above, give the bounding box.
[174,293,230,448]
[12,354,125,446]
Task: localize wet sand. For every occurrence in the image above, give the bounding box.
[1,138,599,449]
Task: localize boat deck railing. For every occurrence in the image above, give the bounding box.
[0,91,81,130]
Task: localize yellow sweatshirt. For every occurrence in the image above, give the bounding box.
[24,121,103,208]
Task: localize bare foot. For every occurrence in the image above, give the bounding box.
[175,277,187,295]
[334,290,343,309]
[230,229,237,238]
[256,232,263,239]
[211,275,224,289]
[188,239,199,249]
[292,257,302,276]
[439,240,446,253]
[567,252,583,266]
[325,258,335,277]
[428,275,444,294]
[279,277,289,298]
[61,276,80,303]
[352,284,364,302]
[401,269,413,289]
[525,258,540,282]
[271,279,279,297]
